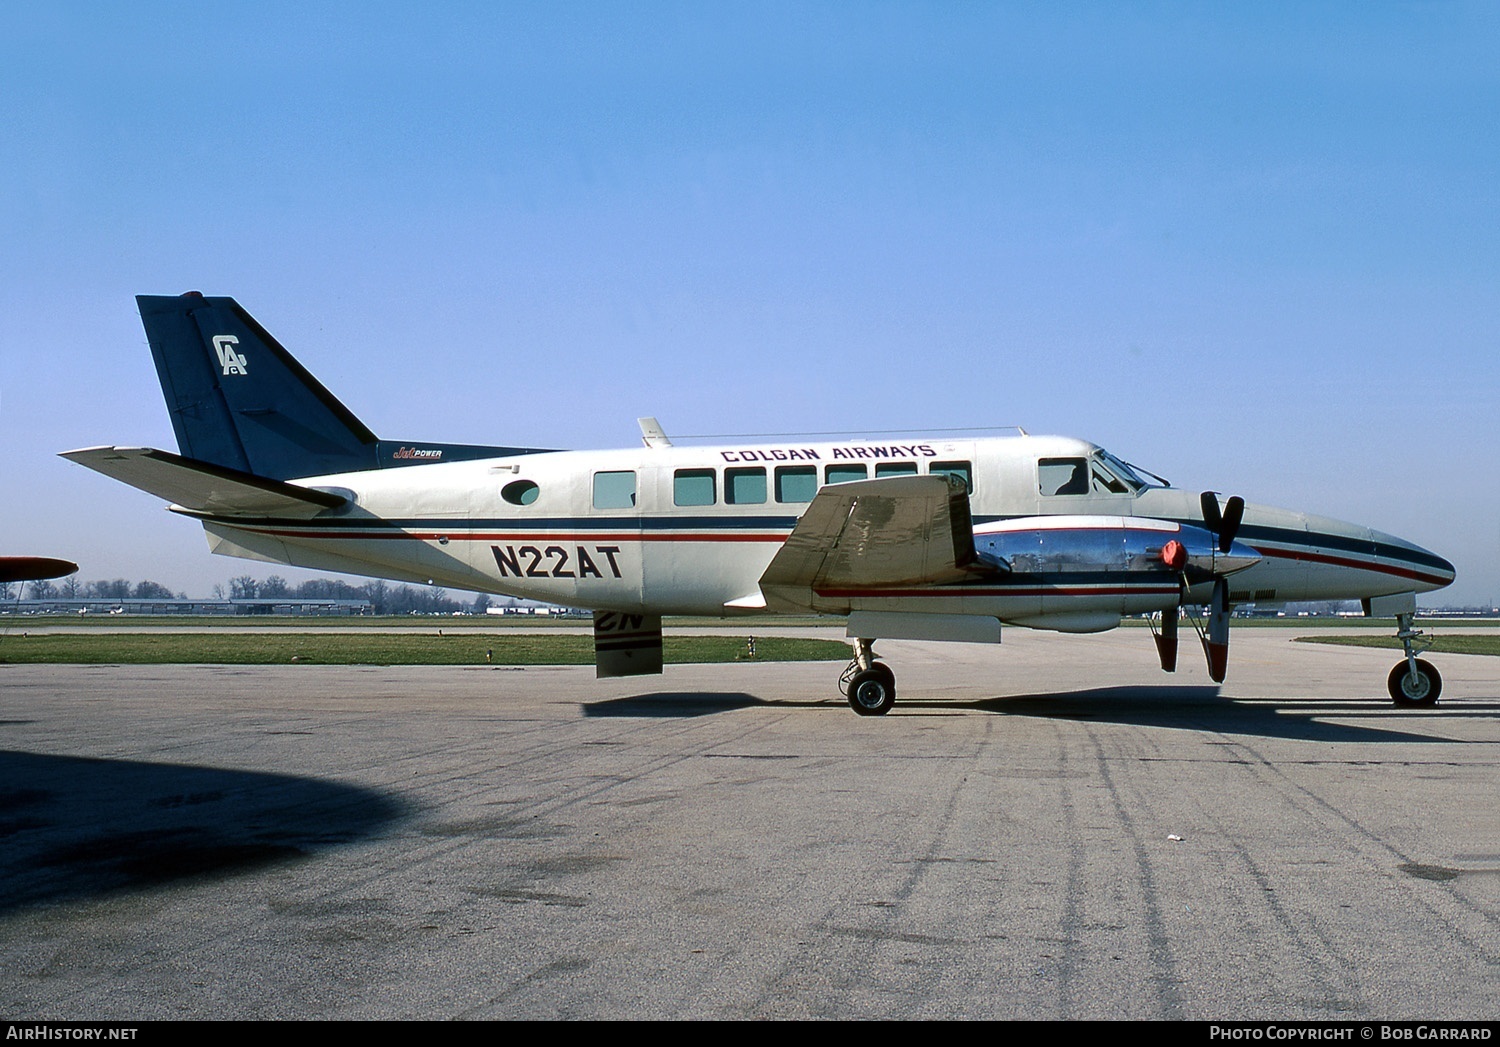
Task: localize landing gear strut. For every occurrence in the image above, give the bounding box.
[1388,611,1442,706]
[840,637,896,716]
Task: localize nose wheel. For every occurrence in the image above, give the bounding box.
[840,638,896,715]
[1387,611,1442,706]
[1388,658,1441,706]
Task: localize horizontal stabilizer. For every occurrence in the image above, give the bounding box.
[60,446,346,519]
[760,474,977,612]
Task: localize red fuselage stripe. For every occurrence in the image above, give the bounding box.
[1253,545,1450,586]
[221,525,1450,585]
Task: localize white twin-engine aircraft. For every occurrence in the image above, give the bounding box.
[65,294,1456,715]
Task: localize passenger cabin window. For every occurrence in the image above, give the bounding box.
[673,468,716,507]
[875,462,918,478]
[929,461,973,493]
[593,470,637,509]
[775,466,817,503]
[726,467,767,505]
[502,479,540,506]
[1039,457,1088,496]
[825,464,867,485]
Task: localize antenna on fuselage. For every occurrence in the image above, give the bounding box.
[638,417,673,449]
[669,425,1030,440]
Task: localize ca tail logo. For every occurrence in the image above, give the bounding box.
[213,335,248,376]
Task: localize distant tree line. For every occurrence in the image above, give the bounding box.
[3,574,489,615]
[1,578,183,601]
[220,575,482,615]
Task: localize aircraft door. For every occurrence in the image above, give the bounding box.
[411,480,482,591]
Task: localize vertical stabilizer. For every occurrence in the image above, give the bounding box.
[138,293,379,480]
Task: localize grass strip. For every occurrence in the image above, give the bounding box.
[0,614,843,629]
[1295,635,1500,657]
[0,633,849,666]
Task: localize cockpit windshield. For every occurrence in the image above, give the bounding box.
[1097,450,1168,491]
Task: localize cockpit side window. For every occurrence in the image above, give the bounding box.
[1039,457,1088,496]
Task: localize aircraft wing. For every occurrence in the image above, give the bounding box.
[759,474,980,612]
[60,446,346,519]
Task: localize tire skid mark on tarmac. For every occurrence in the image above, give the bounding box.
[1082,722,1185,1019]
[1192,720,1500,972]
[454,706,808,1019]
[1110,720,1363,1017]
[739,715,995,1019]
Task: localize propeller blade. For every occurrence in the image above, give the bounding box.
[1200,491,1222,535]
[1154,607,1179,673]
[1200,577,1230,683]
[1218,496,1245,554]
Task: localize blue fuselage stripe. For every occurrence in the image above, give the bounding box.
[208,513,1449,580]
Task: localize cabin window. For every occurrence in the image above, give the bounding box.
[1039,457,1088,496]
[593,470,637,509]
[501,479,540,506]
[825,464,867,485]
[875,462,918,478]
[775,466,817,503]
[929,460,973,493]
[673,469,717,507]
[726,467,767,505]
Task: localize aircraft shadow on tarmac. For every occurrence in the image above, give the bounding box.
[960,686,1470,742]
[590,685,1471,743]
[0,750,408,914]
[585,692,767,717]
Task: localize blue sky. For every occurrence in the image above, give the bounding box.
[3,2,1496,605]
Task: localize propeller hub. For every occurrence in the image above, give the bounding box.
[1161,539,1187,572]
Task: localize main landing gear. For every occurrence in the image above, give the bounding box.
[840,637,896,716]
[1387,611,1442,707]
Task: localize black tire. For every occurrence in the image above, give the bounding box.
[1388,658,1442,707]
[847,667,896,716]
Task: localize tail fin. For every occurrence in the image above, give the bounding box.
[139,293,553,480]
[140,293,379,480]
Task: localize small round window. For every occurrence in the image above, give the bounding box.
[502,479,540,506]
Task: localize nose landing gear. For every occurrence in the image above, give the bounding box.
[1388,611,1442,706]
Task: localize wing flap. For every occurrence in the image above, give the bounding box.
[61,446,346,518]
[759,474,978,612]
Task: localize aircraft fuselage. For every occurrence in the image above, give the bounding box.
[189,433,1453,627]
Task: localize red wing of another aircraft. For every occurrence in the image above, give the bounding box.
[0,557,79,584]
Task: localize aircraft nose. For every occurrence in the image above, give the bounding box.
[1377,528,1456,591]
